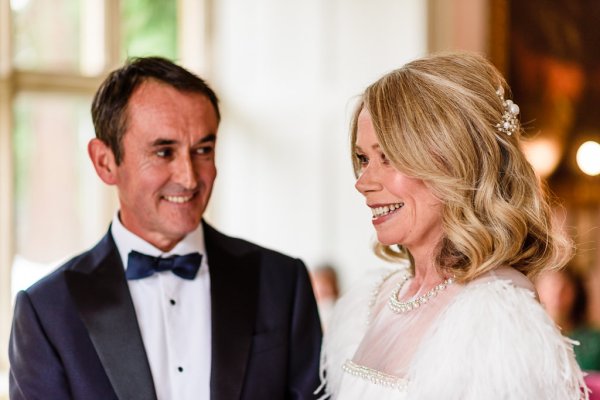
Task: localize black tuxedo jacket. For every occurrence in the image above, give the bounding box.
[9,222,322,399]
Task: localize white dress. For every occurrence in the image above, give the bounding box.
[318,264,589,399]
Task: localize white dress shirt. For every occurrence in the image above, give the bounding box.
[111,213,211,400]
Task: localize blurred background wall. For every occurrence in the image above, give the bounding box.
[2,0,600,396]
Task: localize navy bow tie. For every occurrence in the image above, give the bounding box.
[126,250,202,280]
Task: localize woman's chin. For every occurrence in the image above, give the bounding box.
[376,235,403,247]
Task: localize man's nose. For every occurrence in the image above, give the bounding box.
[173,155,198,190]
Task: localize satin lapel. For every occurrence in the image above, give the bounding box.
[205,224,259,400]
[66,233,157,400]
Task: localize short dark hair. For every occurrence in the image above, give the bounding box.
[91,56,220,164]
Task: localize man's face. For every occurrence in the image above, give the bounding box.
[113,79,218,251]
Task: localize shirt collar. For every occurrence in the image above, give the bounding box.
[110,211,207,271]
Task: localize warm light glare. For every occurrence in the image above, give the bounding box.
[576,141,600,176]
[521,137,562,178]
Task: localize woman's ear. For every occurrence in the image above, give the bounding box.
[88,138,118,185]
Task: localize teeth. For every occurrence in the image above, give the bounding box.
[164,195,193,204]
[371,203,404,218]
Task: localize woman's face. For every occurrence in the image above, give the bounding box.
[354,108,444,251]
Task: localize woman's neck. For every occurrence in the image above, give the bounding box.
[405,247,447,298]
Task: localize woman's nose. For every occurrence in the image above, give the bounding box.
[355,165,381,194]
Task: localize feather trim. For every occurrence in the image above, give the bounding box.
[408,279,589,399]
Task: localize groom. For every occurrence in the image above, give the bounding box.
[9,57,322,399]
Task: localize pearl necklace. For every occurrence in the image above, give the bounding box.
[388,273,454,314]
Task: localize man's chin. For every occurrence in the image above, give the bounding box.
[175,221,199,232]
[168,219,202,236]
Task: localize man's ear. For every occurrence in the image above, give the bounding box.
[88,138,118,185]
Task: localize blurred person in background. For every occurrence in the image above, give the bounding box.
[310,265,340,330]
[537,266,600,372]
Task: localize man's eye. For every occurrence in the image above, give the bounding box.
[195,146,214,155]
[156,148,173,158]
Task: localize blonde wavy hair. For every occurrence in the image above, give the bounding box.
[350,52,573,283]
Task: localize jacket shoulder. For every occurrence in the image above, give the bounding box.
[24,231,116,297]
[203,222,301,264]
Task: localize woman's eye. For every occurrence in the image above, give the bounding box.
[381,152,390,165]
[356,153,368,165]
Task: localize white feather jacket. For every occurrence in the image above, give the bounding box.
[318,265,589,399]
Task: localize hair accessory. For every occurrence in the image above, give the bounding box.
[495,87,520,136]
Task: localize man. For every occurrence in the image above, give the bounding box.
[9,57,323,399]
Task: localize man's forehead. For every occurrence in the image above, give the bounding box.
[147,134,217,147]
[128,79,217,114]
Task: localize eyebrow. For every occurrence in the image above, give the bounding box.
[151,134,216,147]
[354,143,381,152]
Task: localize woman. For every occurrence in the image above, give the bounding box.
[318,52,588,399]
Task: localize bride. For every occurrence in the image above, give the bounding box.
[318,52,588,399]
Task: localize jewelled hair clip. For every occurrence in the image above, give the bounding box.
[495,87,520,136]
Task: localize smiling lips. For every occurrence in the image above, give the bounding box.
[163,194,195,204]
[371,202,404,219]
